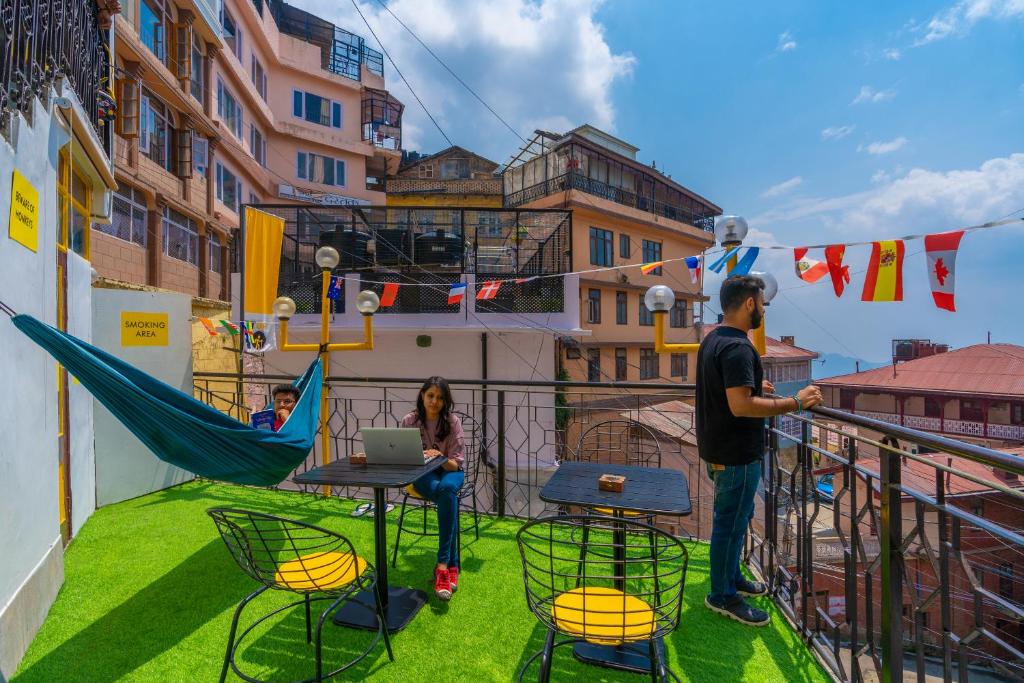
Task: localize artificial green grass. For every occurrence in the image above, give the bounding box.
[14,481,828,682]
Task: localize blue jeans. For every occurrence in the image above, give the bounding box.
[412,469,465,567]
[708,461,761,603]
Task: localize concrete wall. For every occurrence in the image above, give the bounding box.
[92,288,195,506]
[66,253,96,537]
[0,95,68,682]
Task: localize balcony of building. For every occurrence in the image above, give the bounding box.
[269,0,384,83]
[503,131,721,232]
[13,377,1024,682]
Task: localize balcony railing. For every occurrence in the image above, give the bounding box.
[361,88,402,150]
[851,409,1024,441]
[505,171,717,231]
[270,0,383,81]
[193,372,1024,682]
[0,0,112,143]
[241,204,571,314]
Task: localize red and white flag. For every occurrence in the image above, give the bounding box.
[824,245,851,297]
[447,282,467,305]
[380,282,399,307]
[924,230,965,312]
[476,280,502,300]
[793,248,829,283]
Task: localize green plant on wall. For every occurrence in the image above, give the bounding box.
[555,366,570,432]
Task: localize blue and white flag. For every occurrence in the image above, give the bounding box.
[326,276,343,300]
[708,247,741,273]
[728,247,759,276]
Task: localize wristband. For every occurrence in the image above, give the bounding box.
[793,396,803,412]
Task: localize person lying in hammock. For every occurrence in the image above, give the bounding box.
[271,384,299,431]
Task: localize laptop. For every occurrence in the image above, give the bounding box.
[361,428,425,465]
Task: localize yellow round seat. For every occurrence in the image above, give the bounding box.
[274,551,367,591]
[404,484,423,499]
[590,507,645,517]
[552,587,656,645]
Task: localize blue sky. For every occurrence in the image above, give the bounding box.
[304,0,1024,362]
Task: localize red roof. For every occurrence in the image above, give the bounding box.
[818,344,1024,398]
[701,324,819,361]
[860,448,1023,497]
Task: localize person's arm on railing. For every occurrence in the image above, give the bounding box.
[726,384,822,418]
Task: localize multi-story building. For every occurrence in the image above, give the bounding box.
[0,1,119,675]
[502,125,721,386]
[818,341,1024,447]
[386,146,502,208]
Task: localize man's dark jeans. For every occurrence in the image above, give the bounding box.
[708,460,761,603]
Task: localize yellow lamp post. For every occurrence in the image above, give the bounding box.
[748,270,778,354]
[271,246,380,495]
[713,214,770,356]
[644,284,701,354]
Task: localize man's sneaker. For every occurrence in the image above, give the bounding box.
[448,566,459,593]
[704,595,770,627]
[736,576,768,597]
[434,567,452,601]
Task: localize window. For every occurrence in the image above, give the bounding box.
[642,240,662,274]
[249,125,266,166]
[671,353,688,378]
[1013,403,1024,425]
[190,38,204,102]
[222,9,243,61]
[616,291,627,325]
[587,348,601,382]
[587,289,601,324]
[251,54,267,100]
[670,299,687,327]
[105,184,148,246]
[215,162,242,212]
[996,563,1013,600]
[140,0,164,60]
[209,238,223,274]
[417,164,434,179]
[925,396,943,418]
[589,227,613,266]
[162,208,198,264]
[961,399,984,423]
[565,345,581,360]
[139,91,173,171]
[639,295,654,326]
[57,152,91,258]
[293,89,342,128]
[297,152,346,186]
[619,234,630,258]
[217,79,243,139]
[640,348,658,380]
[440,158,469,179]
[615,348,627,381]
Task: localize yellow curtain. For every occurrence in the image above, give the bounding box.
[243,207,285,317]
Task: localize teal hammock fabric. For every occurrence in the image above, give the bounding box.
[11,314,321,486]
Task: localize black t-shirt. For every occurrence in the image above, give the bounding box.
[695,326,765,466]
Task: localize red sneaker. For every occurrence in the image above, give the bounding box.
[448,566,459,593]
[434,567,452,601]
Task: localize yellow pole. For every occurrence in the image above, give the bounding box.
[654,311,700,354]
[320,269,331,497]
[724,247,767,356]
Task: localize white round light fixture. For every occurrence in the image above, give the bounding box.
[272,296,297,320]
[315,246,340,270]
[355,290,380,315]
[750,271,778,303]
[714,215,749,247]
[644,284,675,312]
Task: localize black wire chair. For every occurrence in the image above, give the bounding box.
[208,508,393,683]
[516,515,688,682]
[391,413,481,568]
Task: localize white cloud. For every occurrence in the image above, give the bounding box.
[852,85,897,104]
[296,0,635,158]
[776,30,798,52]
[914,0,1024,46]
[860,137,908,155]
[883,48,902,60]
[871,169,892,184]
[761,176,803,198]
[821,125,855,141]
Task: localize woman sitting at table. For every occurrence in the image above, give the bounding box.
[400,376,465,602]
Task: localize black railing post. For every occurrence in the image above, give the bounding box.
[765,416,780,592]
[936,468,953,681]
[497,390,506,518]
[798,419,812,636]
[879,442,905,683]
[846,438,861,682]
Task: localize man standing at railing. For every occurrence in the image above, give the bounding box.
[697,275,822,626]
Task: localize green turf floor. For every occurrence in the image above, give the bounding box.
[14,481,828,682]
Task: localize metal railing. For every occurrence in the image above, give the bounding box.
[0,0,112,140]
[192,371,1024,681]
[504,171,717,231]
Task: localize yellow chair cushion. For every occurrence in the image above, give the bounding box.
[404,484,423,499]
[274,551,367,591]
[591,507,645,517]
[552,587,656,645]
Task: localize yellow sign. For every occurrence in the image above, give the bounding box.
[9,169,39,252]
[121,311,170,346]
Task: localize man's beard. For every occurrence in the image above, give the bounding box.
[750,309,762,329]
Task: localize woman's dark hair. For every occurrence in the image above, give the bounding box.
[720,275,765,313]
[416,376,454,442]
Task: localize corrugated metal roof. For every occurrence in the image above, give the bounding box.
[702,324,819,360]
[620,400,697,445]
[817,344,1024,397]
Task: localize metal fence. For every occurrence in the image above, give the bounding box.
[193,371,1024,681]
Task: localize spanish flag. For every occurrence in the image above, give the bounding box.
[640,261,663,275]
[861,240,905,302]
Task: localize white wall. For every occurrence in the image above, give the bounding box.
[0,95,68,681]
[67,253,96,536]
[92,288,195,506]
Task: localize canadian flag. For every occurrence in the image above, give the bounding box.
[793,248,829,283]
[476,280,502,300]
[925,230,965,312]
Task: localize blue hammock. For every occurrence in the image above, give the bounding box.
[11,314,321,486]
